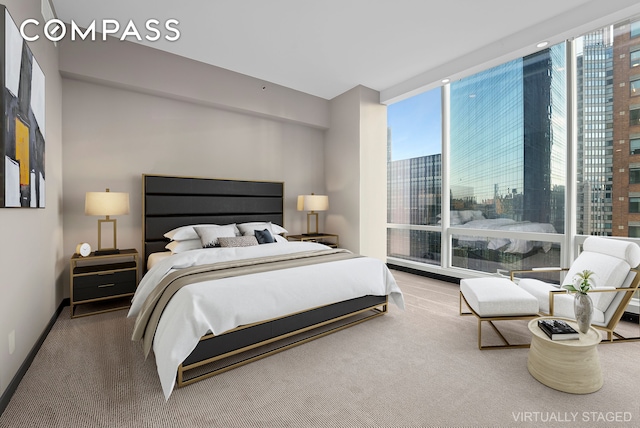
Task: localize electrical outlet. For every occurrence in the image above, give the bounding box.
[8,330,15,355]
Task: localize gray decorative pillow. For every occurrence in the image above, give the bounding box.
[254,228,275,244]
[218,236,259,247]
[194,224,238,248]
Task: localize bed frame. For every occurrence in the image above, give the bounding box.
[142,174,388,388]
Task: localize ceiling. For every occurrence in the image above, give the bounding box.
[50,0,640,101]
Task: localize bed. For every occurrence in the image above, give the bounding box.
[130,174,404,399]
[442,210,559,272]
[453,217,557,253]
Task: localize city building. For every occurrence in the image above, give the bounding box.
[613,19,640,237]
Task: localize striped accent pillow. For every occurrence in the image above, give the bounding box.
[218,236,259,248]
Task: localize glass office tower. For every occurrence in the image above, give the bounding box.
[449,46,566,231]
[576,27,614,236]
[387,153,442,264]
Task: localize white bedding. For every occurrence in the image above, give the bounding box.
[129,242,404,399]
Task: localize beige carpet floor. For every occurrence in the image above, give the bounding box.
[1,269,639,427]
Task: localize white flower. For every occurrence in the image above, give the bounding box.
[563,269,595,294]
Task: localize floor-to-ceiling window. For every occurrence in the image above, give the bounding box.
[448,44,566,273]
[387,89,442,266]
[387,12,640,317]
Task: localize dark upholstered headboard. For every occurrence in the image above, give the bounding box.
[142,174,284,265]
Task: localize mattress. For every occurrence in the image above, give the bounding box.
[147,251,172,270]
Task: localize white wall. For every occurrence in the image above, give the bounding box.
[0,0,63,399]
[60,38,329,294]
[325,86,387,259]
[358,87,387,260]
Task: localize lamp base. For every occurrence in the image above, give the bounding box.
[94,249,121,256]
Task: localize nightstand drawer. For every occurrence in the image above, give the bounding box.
[73,270,137,301]
[70,249,139,318]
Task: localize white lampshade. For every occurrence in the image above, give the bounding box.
[85,188,130,254]
[297,194,328,212]
[85,190,130,216]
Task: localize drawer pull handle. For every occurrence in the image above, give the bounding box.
[98,283,115,288]
[97,272,114,276]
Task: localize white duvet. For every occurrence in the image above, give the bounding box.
[128,242,404,399]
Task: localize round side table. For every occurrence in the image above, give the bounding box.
[527,317,602,394]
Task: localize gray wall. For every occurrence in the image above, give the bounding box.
[61,79,326,272]
[0,0,63,398]
[58,32,389,298]
[59,37,330,293]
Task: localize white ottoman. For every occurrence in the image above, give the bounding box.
[460,277,539,349]
[460,277,539,317]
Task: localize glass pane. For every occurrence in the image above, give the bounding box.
[387,88,442,226]
[632,50,640,68]
[631,168,640,184]
[449,44,566,232]
[387,229,441,265]
[630,197,640,213]
[631,138,640,155]
[451,234,561,273]
[632,80,640,96]
[631,20,640,38]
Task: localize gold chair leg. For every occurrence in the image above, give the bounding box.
[460,291,533,350]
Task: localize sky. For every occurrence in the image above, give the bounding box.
[387,88,442,161]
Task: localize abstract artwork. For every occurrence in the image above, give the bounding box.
[1,5,45,208]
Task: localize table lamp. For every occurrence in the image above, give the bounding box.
[85,188,130,255]
[297,193,328,235]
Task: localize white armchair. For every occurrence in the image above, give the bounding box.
[511,236,640,342]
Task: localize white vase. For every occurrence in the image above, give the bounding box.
[574,292,593,334]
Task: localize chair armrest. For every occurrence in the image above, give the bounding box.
[585,287,633,293]
[510,267,568,281]
[549,287,635,316]
[548,288,569,316]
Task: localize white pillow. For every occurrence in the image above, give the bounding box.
[164,223,240,241]
[458,210,475,224]
[165,239,202,254]
[450,211,462,225]
[274,234,288,243]
[237,222,288,236]
[471,210,486,221]
[194,224,239,248]
[271,223,288,234]
[565,251,630,312]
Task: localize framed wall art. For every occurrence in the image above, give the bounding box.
[0,5,46,208]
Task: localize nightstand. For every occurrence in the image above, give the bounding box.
[286,233,339,248]
[70,249,139,318]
